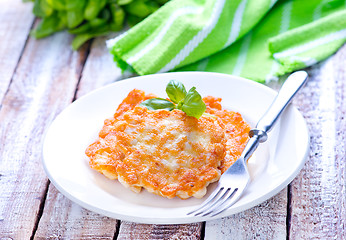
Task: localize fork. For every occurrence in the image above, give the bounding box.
[188,71,308,217]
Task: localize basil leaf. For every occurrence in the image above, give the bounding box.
[166,80,187,104]
[140,98,176,111]
[181,87,206,119]
[139,81,206,119]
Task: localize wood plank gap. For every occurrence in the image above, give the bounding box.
[113,220,121,240]
[200,221,206,240]
[286,184,292,240]
[72,40,93,102]
[30,180,50,240]
[0,17,36,110]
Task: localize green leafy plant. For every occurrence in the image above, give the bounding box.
[140,80,206,119]
[25,0,169,50]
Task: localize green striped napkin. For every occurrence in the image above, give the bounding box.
[107,0,346,83]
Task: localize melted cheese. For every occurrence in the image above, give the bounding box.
[86,89,250,199]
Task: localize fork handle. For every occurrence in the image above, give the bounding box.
[241,71,308,162]
[256,71,308,133]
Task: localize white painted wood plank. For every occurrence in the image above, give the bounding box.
[288,44,346,239]
[117,221,203,240]
[76,32,132,99]
[34,185,117,239]
[204,188,287,240]
[0,0,34,102]
[0,29,88,239]
[32,34,123,239]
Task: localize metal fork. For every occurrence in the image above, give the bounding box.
[188,71,308,217]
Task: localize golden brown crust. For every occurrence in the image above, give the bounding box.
[86,89,250,199]
[204,96,250,173]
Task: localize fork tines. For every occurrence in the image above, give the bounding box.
[187,185,239,217]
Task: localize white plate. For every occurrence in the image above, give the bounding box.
[42,72,309,224]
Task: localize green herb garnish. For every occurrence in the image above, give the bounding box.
[140,80,206,119]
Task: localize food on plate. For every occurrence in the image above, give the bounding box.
[85,81,250,199]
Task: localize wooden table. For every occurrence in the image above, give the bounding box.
[1,1,345,239]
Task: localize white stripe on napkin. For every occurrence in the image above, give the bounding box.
[273,28,346,59]
[232,32,252,76]
[224,0,248,48]
[280,1,292,33]
[127,6,203,65]
[158,0,226,73]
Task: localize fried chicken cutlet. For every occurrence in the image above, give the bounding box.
[86,89,250,199]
